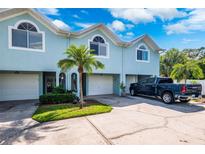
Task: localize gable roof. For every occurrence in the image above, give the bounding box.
[0,8,163,51]
[0,8,69,36]
[70,24,123,46]
[70,24,163,51]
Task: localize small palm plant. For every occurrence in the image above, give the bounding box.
[58,44,104,108]
[170,60,204,83]
[120,82,126,96]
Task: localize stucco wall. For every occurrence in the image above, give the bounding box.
[70,30,123,74]
[0,13,68,72]
[0,12,160,96]
[123,40,160,76]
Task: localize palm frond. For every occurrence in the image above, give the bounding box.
[58,59,77,72]
[58,44,105,74]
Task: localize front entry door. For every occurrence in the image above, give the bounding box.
[45,76,56,94]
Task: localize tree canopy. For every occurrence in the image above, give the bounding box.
[160,47,205,82]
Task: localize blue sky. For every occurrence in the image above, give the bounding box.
[36,8,205,50]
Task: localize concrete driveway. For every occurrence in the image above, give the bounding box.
[1,95,205,145]
[0,100,39,144]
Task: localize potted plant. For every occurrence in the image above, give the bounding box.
[120,82,126,97]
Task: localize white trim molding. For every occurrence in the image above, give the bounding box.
[88,34,110,59]
[136,43,150,63]
[8,19,46,52]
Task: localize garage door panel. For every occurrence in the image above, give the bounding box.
[126,75,138,93]
[0,74,39,101]
[88,75,113,95]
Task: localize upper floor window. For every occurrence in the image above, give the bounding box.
[89,35,109,58]
[9,20,45,52]
[136,44,149,62]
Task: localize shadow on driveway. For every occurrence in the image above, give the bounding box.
[0,100,69,144]
[0,100,39,123]
[86,94,205,113]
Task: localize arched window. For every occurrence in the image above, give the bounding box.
[17,22,38,32]
[93,36,105,43]
[89,35,108,57]
[59,72,66,89]
[10,20,44,51]
[139,45,146,50]
[136,44,149,62]
[71,73,77,92]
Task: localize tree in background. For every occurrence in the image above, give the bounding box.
[170,61,204,83]
[183,47,205,59]
[198,57,205,79]
[160,48,188,77]
[58,45,104,108]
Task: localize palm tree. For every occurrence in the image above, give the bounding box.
[160,48,188,77]
[170,61,204,83]
[58,44,104,108]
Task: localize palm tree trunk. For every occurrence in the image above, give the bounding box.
[79,71,84,109]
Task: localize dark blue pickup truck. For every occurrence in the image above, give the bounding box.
[129,77,202,104]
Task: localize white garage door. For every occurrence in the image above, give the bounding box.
[0,73,39,101]
[126,75,138,93]
[88,75,113,95]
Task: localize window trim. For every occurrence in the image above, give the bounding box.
[88,34,110,59]
[136,43,150,63]
[8,20,45,52]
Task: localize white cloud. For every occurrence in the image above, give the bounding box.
[80,10,88,15]
[52,19,71,30]
[36,8,59,16]
[72,14,80,19]
[75,22,94,29]
[118,32,135,41]
[108,20,135,32]
[164,9,205,34]
[108,8,186,24]
[147,8,186,21]
[182,38,199,44]
[126,24,135,29]
[126,32,134,36]
[109,9,154,24]
[164,23,189,35]
[109,20,125,32]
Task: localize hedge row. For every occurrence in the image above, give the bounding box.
[39,93,77,104]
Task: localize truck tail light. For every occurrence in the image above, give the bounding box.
[181,85,187,93]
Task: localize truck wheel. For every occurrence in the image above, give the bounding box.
[162,92,174,104]
[130,89,135,96]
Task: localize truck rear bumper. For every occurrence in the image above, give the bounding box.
[175,94,202,101]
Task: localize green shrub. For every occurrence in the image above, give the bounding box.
[39,93,77,104]
[52,86,66,94]
[190,80,198,84]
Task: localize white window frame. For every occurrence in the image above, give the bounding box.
[136,43,150,63]
[88,34,110,58]
[8,20,45,52]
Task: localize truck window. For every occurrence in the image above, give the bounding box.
[147,78,155,84]
[139,78,155,84]
[159,78,173,84]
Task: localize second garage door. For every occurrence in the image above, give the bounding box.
[88,74,113,95]
[0,73,39,102]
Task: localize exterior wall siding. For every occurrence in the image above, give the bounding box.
[123,40,160,76]
[0,13,68,72]
[113,74,120,95]
[70,30,123,74]
[0,12,160,97]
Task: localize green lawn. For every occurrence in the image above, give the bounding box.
[32,101,112,122]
